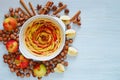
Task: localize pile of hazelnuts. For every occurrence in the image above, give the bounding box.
[1,1,76,80]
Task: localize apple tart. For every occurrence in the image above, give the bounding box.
[24,18,61,57]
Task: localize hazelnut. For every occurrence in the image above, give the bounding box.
[14,13,19,17]
[17,23,21,27]
[38,77,42,80]
[0,30,3,34]
[65,40,69,45]
[4,59,7,63]
[69,39,73,43]
[7,59,11,64]
[3,37,7,41]
[67,25,71,29]
[15,68,19,73]
[64,8,69,15]
[0,37,3,41]
[19,17,24,21]
[3,54,7,59]
[23,68,27,73]
[9,64,13,68]
[63,61,68,66]
[65,45,69,50]
[28,69,33,74]
[16,71,21,76]
[3,41,7,45]
[10,34,15,39]
[9,8,13,12]
[10,68,15,72]
[37,4,42,10]
[15,8,19,13]
[20,73,25,78]
[26,73,30,77]
[61,52,65,56]
[4,14,9,18]
[25,16,29,20]
[6,34,9,38]
[2,34,6,37]
[10,12,15,17]
[15,28,19,33]
[58,2,63,7]
[20,13,24,17]
[52,5,57,11]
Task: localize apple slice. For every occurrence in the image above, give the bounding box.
[60,15,70,25]
[68,47,78,56]
[54,63,65,73]
[65,29,76,39]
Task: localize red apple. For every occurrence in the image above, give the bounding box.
[3,17,17,31]
[15,55,29,69]
[33,64,46,77]
[6,39,18,53]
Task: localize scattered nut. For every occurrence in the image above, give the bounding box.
[66,25,71,29]
[58,2,63,7]
[16,71,21,76]
[52,5,57,11]
[4,14,9,18]
[9,8,13,12]
[64,8,69,15]
[0,37,3,41]
[26,73,30,77]
[15,8,19,13]
[20,73,25,78]
[61,61,68,66]
[10,68,15,72]
[37,4,42,10]
[69,39,73,43]
[10,12,15,17]
[4,59,7,63]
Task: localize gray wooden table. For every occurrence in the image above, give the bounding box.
[0,0,120,80]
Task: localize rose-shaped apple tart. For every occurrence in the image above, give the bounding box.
[24,18,61,57]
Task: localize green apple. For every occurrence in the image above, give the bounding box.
[33,64,46,77]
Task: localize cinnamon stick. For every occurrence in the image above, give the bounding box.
[53,4,67,15]
[20,0,33,16]
[70,10,81,22]
[19,7,29,17]
[39,1,53,14]
[29,2,36,15]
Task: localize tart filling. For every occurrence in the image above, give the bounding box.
[24,18,61,57]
